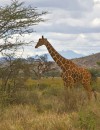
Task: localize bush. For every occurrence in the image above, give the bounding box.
[89,68,100,81]
[78,110,96,130]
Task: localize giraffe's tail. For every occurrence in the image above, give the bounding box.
[90,73,97,101]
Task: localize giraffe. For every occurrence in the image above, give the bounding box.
[35,36,96,100]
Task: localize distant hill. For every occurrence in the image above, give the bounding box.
[0,52,99,70]
[47,50,84,61]
[72,52,100,69]
[51,52,100,70]
[31,52,100,69]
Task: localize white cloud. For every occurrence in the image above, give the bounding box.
[21,32,100,57]
[0,0,100,58]
[92,18,100,27]
[94,0,100,4]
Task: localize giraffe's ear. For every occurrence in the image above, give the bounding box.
[42,35,44,39]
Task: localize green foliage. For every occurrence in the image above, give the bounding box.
[0,0,47,51]
[89,68,100,80]
[78,110,96,130]
[0,77,99,110]
[97,61,100,66]
[0,57,31,107]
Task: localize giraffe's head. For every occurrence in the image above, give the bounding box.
[35,36,47,48]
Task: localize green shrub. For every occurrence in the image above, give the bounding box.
[89,68,100,81]
[78,110,96,130]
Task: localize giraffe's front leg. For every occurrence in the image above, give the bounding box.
[61,72,69,88]
[61,72,66,86]
[61,72,74,89]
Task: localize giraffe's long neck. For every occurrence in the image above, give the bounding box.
[45,41,70,71]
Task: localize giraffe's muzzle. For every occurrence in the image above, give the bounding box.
[35,44,38,48]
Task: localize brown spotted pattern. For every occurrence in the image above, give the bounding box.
[35,36,95,100]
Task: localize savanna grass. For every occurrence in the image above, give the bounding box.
[0,77,100,130]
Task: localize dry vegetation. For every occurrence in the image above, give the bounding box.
[0,77,100,130]
[72,53,100,69]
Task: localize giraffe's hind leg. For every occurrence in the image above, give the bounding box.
[82,81,93,100]
[82,75,97,101]
[92,89,97,101]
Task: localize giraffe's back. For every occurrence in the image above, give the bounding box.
[62,62,91,84]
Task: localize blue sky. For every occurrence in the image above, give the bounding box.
[0,0,100,57]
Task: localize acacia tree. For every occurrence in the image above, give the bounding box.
[0,0,47,106]
[0,0,47,52]
[28,54,50,80]
[0,0,47,84]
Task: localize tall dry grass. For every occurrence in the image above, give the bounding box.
[0,105,75,130]
[0,77,99,130]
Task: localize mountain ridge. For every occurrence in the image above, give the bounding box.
[47,50,84,61]
[72,52,100,69]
